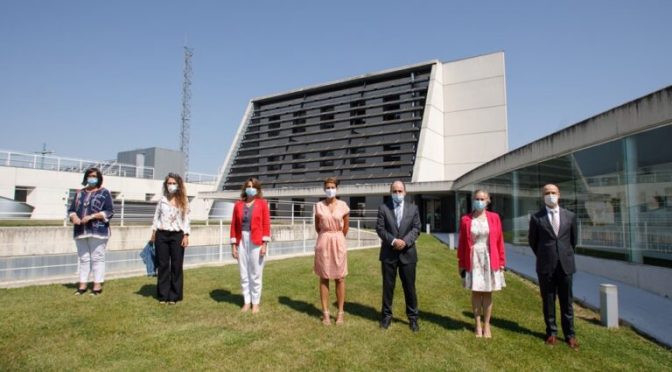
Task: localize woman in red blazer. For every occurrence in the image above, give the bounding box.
[229,177,271,313]
[457,190,506,338]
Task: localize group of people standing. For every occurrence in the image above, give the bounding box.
[68,168,578,348]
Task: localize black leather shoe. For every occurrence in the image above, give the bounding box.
[409,319,419,333]
[380,317,392,329]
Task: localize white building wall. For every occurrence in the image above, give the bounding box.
[0,166,214,220]
[413,52,508,182]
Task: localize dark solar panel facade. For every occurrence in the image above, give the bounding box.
[222,64,432,190]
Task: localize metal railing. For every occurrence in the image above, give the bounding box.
[0,218,381,287]
[0,149,154,179]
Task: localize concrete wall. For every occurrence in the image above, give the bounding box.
[0,166,213,220]
[413,52,508,182]
[507,244,672,299]
[0,224,377,256]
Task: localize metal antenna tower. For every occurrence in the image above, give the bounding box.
[180,45,194,174]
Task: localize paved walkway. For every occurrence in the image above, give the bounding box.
[432,233,672,348]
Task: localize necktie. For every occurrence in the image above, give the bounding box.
[394,202,402,228]
[551,210,559,236]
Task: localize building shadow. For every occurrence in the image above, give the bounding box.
[462,311,546,339]
[210,289,244,306]
[278,296,322,318]
[135,284,157,298]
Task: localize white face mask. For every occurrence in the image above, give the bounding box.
[325,189,337,198]
[544,194,559,207]
[167,184,178,194]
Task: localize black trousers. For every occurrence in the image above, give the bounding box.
[156,230,185,302]
[538,264,574,339]
[381,261,418,320]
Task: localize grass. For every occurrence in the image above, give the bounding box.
[0,235,670,371]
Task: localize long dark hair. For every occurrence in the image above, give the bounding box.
[163,173,188,212]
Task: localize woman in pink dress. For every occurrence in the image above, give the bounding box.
[314,177,350,325]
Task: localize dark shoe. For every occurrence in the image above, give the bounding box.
[545,335,558,345]
[74,288,87,296]
[567,337,579,350]
[380,317,392,329]
[409,319,419,333]
[90,288,102,296]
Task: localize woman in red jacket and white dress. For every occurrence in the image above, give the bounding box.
[229,177,271,313]
[457,189,506,338]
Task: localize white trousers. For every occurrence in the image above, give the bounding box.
[238,231,265,305]
[75,237,108,283]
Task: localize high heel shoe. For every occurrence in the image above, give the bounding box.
[322,311,332,325]
[335,311,345,325]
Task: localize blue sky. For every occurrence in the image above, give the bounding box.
[1,0,671,174]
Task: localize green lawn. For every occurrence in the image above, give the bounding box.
[1,235,670,371]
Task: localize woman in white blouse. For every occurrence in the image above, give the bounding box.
[150,173,191,304]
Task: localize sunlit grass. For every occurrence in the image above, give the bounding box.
[1,235,670,371]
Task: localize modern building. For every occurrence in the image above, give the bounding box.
[454,86,672,271]
[208,52,509,228]
[117,147,185,180]
[0,149,215,221]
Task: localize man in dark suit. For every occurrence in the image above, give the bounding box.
[375,180,422,332]
[528,184,579,350]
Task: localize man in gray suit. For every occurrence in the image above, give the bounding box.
[528,184,579,349]
[376,180,422,332]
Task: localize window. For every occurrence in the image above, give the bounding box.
[293,111,306,125]
[349,196,366,217]
[14,186,33,202]
[384,144,401,152]
[269,115,281,122]
[350,100,365,107]
[350,158,365,165]
[145,193,155,202]
[268,122,281,137]
[320,106,334,121]
[320,150,335,166]
[383,94,399,102]
[320,123,335,130]
[383,113,400,121]
[350,147,366,155]
[350,118,366,126]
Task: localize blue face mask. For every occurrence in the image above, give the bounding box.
[86,177,98,187]
[472,200,487,211]
[245,187,257,197]
[391,193,404,203]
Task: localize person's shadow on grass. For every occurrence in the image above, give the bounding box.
[342,301,471,330]
[462,311,546,338]
[135,284,157,298]
[210,289,244,306]
[277,296,322,318]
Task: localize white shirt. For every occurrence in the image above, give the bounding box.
[545,205,560,225]
[152,196,191,234]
